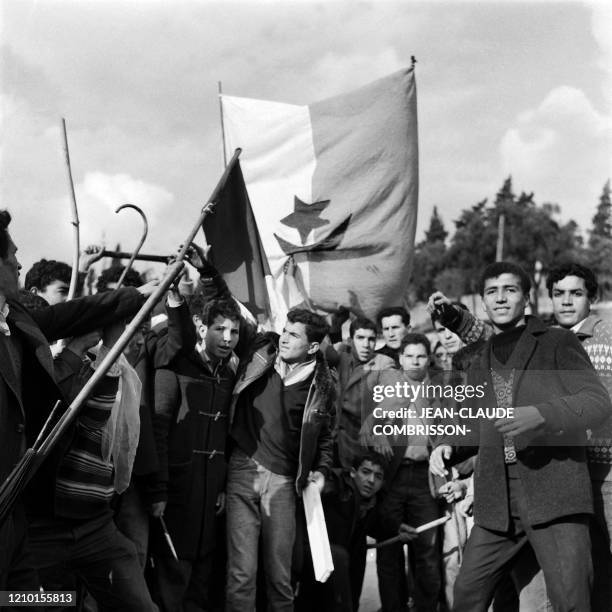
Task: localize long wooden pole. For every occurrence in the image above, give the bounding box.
[61,118,81,300]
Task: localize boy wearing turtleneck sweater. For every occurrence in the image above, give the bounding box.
[430,261,612,612]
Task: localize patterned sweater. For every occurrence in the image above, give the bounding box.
[575,315,612,478]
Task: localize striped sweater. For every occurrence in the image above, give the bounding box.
[54,362,120,519]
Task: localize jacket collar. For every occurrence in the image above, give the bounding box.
[574,314,600,339]
[194,342,239,375]
[479,315,545,372]
[3,298,57,419]
[7,299,56,378]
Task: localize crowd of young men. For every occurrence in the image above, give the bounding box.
[1,206,611,612]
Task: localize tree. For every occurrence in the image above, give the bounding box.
[444,198,495,295]
[587,180,612,298]
[425,206,448,243]
[589,180,611,246]
[444,178,584,309]
[409,207,448,302]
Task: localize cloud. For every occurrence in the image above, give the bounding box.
[591,2,612,107]
[68,171,176,250]
[499,85,612,228]
[12,171,176,280]
[309,47,405,99]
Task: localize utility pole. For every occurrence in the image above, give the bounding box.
[495,213,505,261]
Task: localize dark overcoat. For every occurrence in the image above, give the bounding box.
[150,304,237,560]
[452,316,612,531]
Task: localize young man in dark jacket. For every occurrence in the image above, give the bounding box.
[0,209,156,596]
[226,306,335,612]
[149,288,242,612]
[430,261,612,612]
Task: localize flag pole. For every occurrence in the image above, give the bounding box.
[0,150,242,526]
[61,118,81,301]
[218,81,228,167]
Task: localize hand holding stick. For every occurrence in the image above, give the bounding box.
[367,515,450,549]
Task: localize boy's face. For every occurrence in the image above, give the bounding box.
[279,320,317,364]
[350,460,385,499]
[399,342,429,381]
[351,328,377,363]
[551,275,591,328]
[482,273,527,331]
[35,279,70,305]
[433,344,451,370]
[204,314,240,360]
[433,321,462,354]
[380,315,410,350]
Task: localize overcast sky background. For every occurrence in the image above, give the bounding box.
[2,0,611,279]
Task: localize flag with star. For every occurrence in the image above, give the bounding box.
[220,66,418,330]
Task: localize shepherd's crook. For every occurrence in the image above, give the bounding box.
[114,204,149,288]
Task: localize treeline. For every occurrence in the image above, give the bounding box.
[409,178,612,303]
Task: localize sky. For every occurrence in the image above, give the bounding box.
[1,0,611,279]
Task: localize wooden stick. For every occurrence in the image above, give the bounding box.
[61,118,80,301]
[367,515,450,549]
[100,250,171,263]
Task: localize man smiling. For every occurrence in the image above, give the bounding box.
[226,307,335,611]
[430,261,612,612]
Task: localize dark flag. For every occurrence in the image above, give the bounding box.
[203,161,270,322]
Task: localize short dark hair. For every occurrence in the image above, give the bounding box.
[24,259,72,291]
[349,316,377,338]
[546,263,598,300]
[202,298,242,327]
[352,450,388,473]
[286,308,330,343]
[399,332,431,355]
[97,266,144,292]
[478,261,531,296]
[0,210,12,259]
[376,306,410,328]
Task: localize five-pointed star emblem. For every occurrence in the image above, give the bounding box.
[278,196,331,245]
